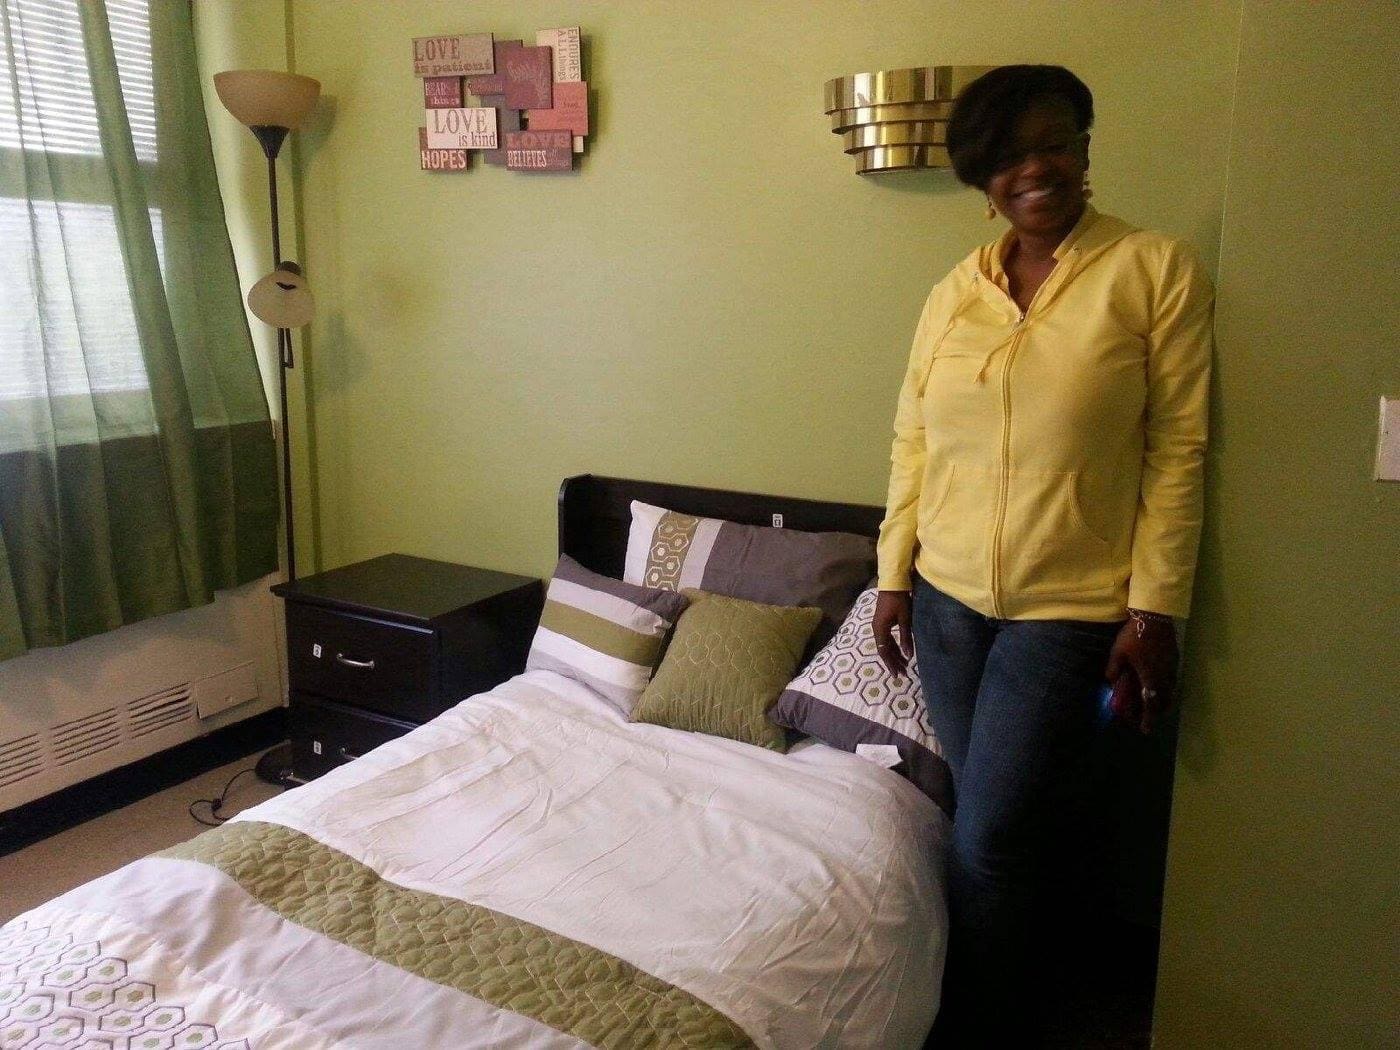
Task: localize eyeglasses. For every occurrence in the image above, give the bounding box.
[991,131,1088,173]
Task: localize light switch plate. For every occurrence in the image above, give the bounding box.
[1376,396,1400,482]
[193,661,260,720]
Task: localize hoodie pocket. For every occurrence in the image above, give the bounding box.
[917,461,994,591]
[917,463,956,529]
[1001,470,1117,597]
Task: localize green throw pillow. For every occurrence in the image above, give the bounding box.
[630,589,822,751]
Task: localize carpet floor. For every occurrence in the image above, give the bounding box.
[0,753,283,923]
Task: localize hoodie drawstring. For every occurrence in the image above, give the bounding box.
[974,330,1018,384]
[917,276,987,398]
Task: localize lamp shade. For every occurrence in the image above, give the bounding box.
[214,69,320,129]
[248,265,315,328]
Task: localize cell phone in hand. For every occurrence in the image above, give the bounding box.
[1097,668,1141,727]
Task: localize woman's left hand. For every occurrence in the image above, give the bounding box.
[1104,614,1179,734]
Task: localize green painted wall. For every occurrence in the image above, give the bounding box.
[1153,3,1400,1046]
[193,1,1399,1044]
[277,0,1237,577]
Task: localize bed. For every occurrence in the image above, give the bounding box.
[0,475,950,1049]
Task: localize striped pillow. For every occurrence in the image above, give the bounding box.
[622,499,874,653]
[526,555,692,715]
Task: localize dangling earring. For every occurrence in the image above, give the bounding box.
[1082,173,1093,201]
[985,195,997,220]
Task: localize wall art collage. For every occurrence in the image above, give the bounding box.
[414,27,589,174]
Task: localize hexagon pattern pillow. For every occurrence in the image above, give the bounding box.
[769,587,952,815]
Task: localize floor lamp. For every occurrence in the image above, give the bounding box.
[213,69,320,583]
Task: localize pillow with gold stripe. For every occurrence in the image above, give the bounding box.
[622,499,874,652]
[526,555,691,715]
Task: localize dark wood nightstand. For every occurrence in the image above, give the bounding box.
[272,554,544,782]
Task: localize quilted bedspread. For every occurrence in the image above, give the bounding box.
[0,670,948,1049]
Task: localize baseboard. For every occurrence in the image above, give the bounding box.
[0,707,287,858]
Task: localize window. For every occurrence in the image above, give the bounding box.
[0,198,162,399]
[0,0,279,658]
[0,0,158,402]
[0,0,155,160]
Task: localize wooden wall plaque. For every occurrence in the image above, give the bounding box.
[526,81,587,135]
[418,127,469,171]
[423,76,464,108]
[536,27,582,83]
[502,46,553,110]
[425,106,498,149]
[504,129,572,171]
[412,34,494,77]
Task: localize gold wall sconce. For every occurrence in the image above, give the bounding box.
[824,66,995,174]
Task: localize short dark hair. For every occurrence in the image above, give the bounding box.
[946,65,1094,189]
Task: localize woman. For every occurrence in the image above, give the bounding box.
[871,66,1213,1043]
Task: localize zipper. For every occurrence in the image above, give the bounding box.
[989,313,1025,618]
[974,247,1080,616]
[983,247,1084,616]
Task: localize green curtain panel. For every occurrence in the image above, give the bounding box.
[0,0,278,661]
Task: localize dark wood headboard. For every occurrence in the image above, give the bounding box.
[557,474,885,579]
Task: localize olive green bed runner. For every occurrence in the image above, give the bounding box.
[161,822,755,1049]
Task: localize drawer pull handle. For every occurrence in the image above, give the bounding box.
[338,746,363,762]
[335,653,376,670]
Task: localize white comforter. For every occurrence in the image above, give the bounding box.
[11,670,949,1048]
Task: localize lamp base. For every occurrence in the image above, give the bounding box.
[254,741,295,786]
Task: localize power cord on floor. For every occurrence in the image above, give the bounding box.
[188,766,258,828]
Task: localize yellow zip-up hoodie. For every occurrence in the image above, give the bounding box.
[876,206,1214,621]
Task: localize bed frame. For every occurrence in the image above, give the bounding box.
[557,473,885,577]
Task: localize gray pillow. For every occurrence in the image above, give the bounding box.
[769,586,953,815]
[622,499,874,650]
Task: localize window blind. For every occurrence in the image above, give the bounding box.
[0,198,162,399]
[0,0,157,402]
[0,0,155,159]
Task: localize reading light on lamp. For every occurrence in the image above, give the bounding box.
[248,263,315,329]
[214,68,320,584]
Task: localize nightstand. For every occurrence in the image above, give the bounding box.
[272,554,544,782]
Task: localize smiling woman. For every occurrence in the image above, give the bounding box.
[870,65,1214,1046]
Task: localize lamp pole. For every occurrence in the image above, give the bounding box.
[213,69,319,586]
[252,124,296,583]
[213,70,320,788]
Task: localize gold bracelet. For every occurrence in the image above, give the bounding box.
[1127,607,1173,638]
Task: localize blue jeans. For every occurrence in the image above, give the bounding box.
[912,576,1121,1043]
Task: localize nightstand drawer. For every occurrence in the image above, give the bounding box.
[289,693,416,782]
[287,603,436,717]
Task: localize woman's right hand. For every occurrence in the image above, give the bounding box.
[872,590,914,679]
